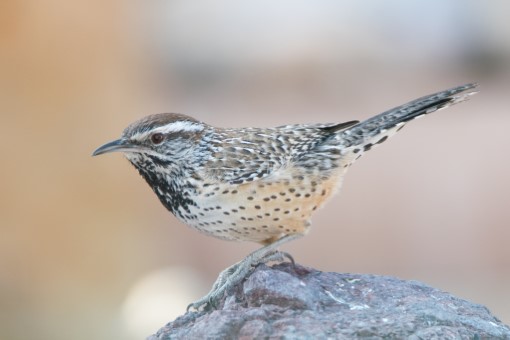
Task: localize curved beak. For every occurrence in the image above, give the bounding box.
[92,139,137,156]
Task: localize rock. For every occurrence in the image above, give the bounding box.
[149,263,510,339]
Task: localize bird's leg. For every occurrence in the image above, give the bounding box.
[187,233,302,312]
[207,250,294,296]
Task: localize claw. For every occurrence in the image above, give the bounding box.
[185,234,303,313]
[279,251,296,267]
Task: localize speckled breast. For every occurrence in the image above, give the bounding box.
[180,171,345,244]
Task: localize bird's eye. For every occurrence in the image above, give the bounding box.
[150,133,164,145]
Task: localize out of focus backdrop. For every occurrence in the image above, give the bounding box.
[1,1,509,339]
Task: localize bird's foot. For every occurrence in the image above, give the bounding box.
[186,250,294,312]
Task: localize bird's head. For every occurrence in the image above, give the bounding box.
[93,113,208,170]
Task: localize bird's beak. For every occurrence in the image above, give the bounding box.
[92,139,137,156]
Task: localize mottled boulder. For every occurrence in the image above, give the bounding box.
[149,263,510,339]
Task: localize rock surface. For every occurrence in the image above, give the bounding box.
[149,263,510,339]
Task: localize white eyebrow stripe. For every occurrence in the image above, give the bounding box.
[129,120,205,142]
[152,121,205,134]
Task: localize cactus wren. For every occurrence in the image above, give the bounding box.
[93,83,477,310]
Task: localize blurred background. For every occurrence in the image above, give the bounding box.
[1,0,509,339]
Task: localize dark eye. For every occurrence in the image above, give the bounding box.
[150,133,164,145]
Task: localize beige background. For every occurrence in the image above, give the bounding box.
[1,1,509,339]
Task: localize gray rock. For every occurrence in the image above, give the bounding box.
[149,263,510,339]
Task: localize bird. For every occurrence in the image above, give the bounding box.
[93,83,478,311]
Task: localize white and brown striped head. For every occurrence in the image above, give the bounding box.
[93,113,210,169]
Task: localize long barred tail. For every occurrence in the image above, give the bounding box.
[336,83,478,157]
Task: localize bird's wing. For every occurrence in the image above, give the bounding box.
[202,122,358,185]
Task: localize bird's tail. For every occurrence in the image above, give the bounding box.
[335,83,478,158]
